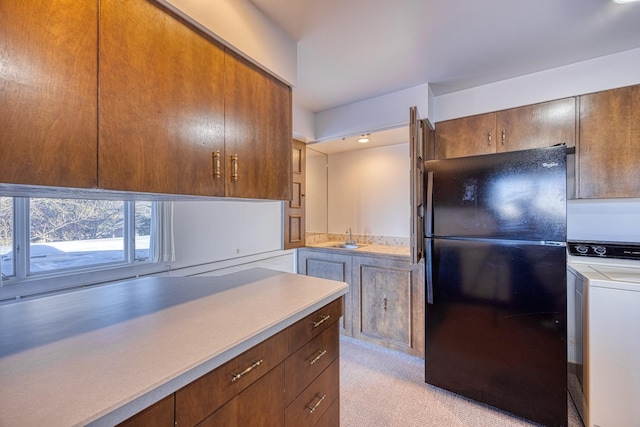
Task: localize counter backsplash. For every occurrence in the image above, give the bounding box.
[305,232,409,247]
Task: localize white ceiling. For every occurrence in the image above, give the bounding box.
[249,0,640,153]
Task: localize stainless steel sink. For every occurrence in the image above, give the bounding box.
[328,243,363,249]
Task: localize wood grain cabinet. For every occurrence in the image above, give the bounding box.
[99,0,226,196]
[0,0,98,188]
[297,249,424,358]
[435,97,576,159]
[351,256,424,358]
[3,0,292,200]
[297,249,353,336]
[120,299,342,427]
[224,49,293,200]
[578,84,640,198]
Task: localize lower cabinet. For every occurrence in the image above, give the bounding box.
[117,395,174,427]
[351,256,424,357]
[297,250,353,336]
[119,298,342,427]
[297,249,425,358]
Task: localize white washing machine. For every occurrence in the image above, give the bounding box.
[568,241,640,427]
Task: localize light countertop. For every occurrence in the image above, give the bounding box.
[0,268,348,427]
[304,241,411,259]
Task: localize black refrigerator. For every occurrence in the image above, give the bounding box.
[424,145,568,427]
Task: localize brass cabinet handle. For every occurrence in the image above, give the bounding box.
[231,359,263,382]
[502,129,506,146]
[488,131,492,146]
[231,154,238,181]
[309,349,327,365]
[312,314,330,328]
[212,150,221,179]
[307,394,326,414]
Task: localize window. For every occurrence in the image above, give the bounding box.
[0,197,167,299]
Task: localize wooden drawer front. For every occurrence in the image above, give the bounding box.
[289,297,343,353]
[198,363,285,427]
[176,329,288,426]
[285,360,339,427]
[313,396,339,427]
[285,323,339,404]
[117,394,174,427]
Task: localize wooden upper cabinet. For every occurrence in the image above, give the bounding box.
[578,85,640,198]
[496,97,576,152]
[224,50,293,200]
[435,97,576,160]
[435,112,496,159]
[99,0,225,196]
[0,0,97,188]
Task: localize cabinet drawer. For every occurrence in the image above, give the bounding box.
[285,360,339,427]
[117,394,174,427]
[289,297,343,353]
[198,363,285,427]
[175,329,288,426]
[285,322,339,404]
[314,396,339,427]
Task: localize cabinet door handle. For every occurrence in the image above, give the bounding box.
[231,359,263,382]
[488,131,492,146]
[309,349,327,365]
[383,297,388,311]
[231,154,239,181]
[312,314,331,328]
[307,394,326,414]
[212,150,221,179]
[501,129,506,146]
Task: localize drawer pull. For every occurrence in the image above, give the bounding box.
[309,349,327,365]
[312,315,330,328]
[231,359,263,382]
[231,154,239,181]
[212,150,221,179]
[307,394,326,414]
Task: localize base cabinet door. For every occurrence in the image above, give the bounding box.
[352,256,424,357]
[298,249,353,336]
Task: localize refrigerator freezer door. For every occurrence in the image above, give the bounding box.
[425,238,567,427]
[425,145,566,241]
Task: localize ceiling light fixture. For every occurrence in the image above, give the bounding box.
[357,134,370,143]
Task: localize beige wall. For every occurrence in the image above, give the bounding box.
[327,144,409,239]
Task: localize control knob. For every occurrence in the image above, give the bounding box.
[592,245,607,256]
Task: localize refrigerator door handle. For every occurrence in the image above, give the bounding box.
[426,171,434,238]
[426,238,434,305]
[425,170,434,305]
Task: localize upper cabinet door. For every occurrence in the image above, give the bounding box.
[434,112,496,159]
[99,0,225,196]
[578,85,640,199]
[496,98,576,153]
[0,0,97,188]
[224,50,293,200]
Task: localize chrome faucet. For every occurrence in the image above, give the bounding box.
[346,227,356,246]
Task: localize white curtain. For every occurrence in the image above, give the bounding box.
[150,201,175,263]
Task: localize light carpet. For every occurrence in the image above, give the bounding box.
[340,336,583,427]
